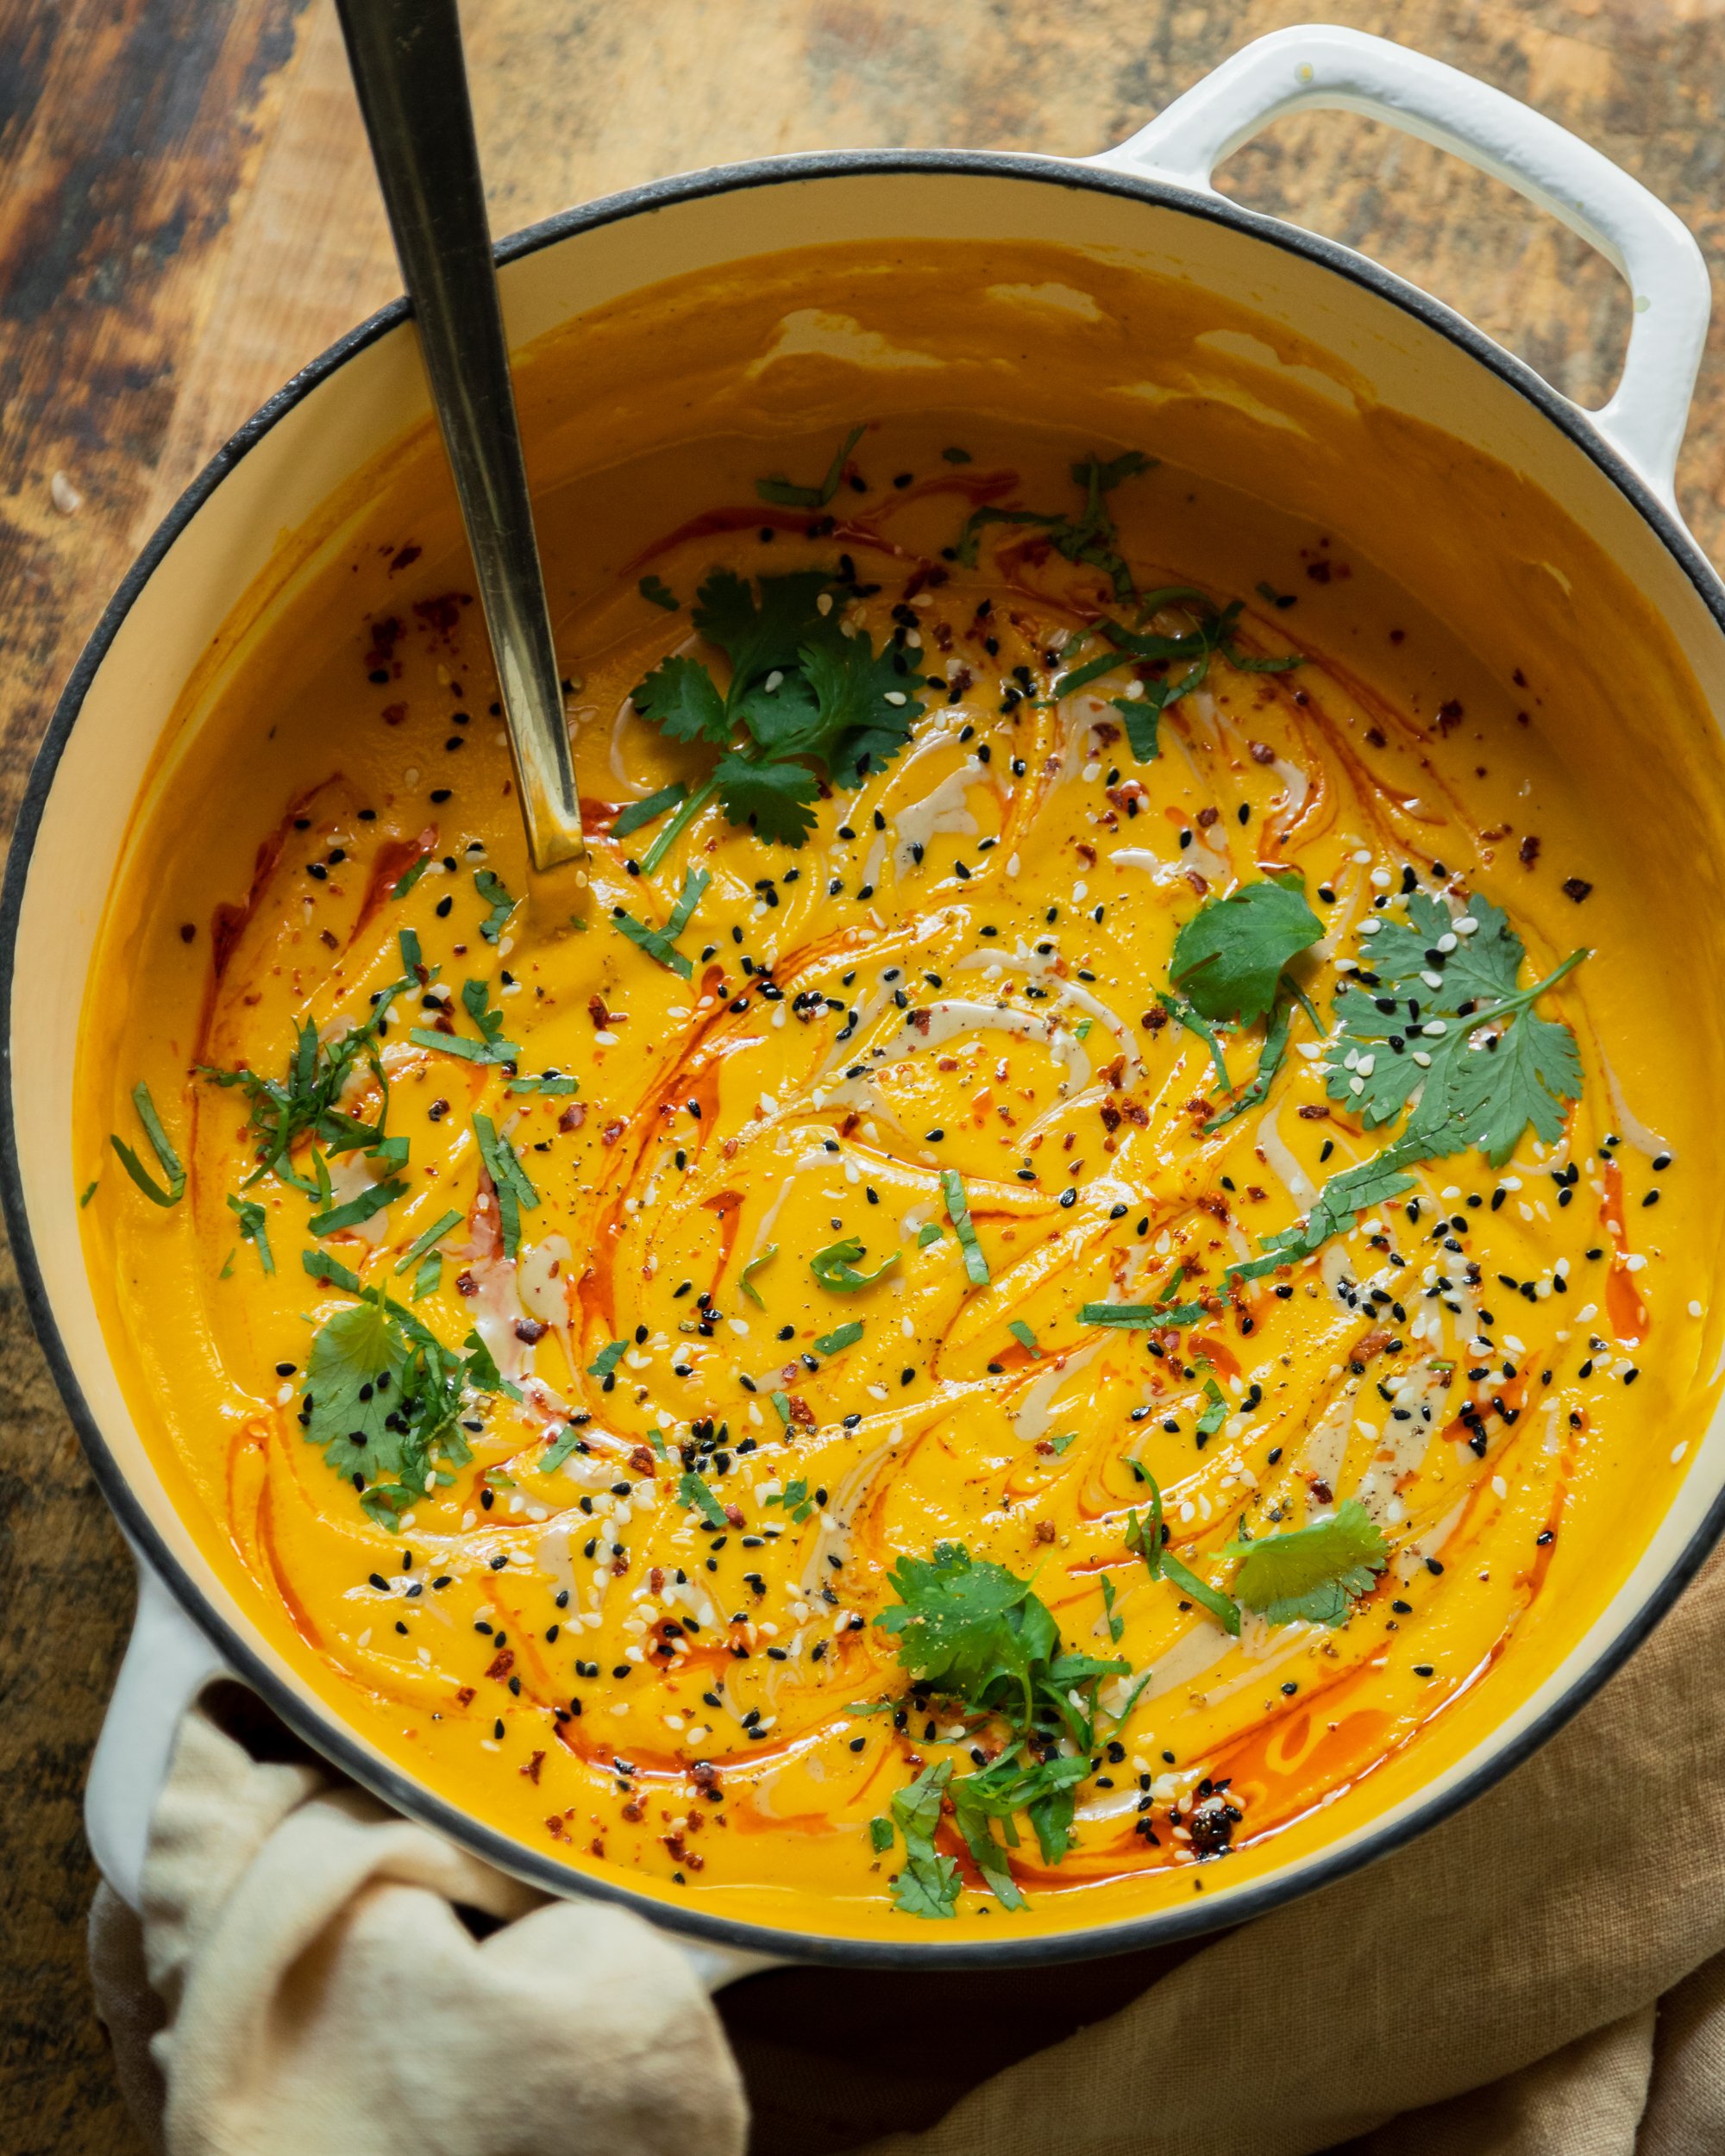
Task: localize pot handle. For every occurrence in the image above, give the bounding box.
[86,1547,230,1913]
[85,1554,779,1991]
[1094,22,1710,505]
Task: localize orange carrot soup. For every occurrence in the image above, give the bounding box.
[78,241,1725,1944]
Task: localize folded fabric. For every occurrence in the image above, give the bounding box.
[852,1542,1725,2156]
[93,1545,1725,2155]
[89,1695,746,2156]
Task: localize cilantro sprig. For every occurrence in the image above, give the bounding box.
[1326,893,1585,1165]
[201,977,410,1191]
[869,1543,1129,1915]
[298,1288,511,1530]
[755,422,867,510]
[629,570,926,865]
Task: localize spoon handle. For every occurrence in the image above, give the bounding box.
[336,0,586,873]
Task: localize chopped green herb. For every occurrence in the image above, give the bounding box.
[1007,1319,1038,1355]
[474,868,516,943]
[814,1319,864,1357]
[756,421,867,510]
[506,1070,580,1094]
[1047,1431,1076,1456]
[586,1338,627,1380]
[226,1193,275,1274]
[889,1760,961,1918]
[392,1208,463,1276]
[771,1389,793,1426]
[308,1175,406,1239]
[609,868,710,979]
[1101,1574,1124,1645]
[941,1169,988,1286]
[916,1222,944,1248]
[391,851,432,899]
[940,446,973,465]
[638,573,679,611]
[110,1081,186,1207]
[473,1112,538,1258]
[540,1426,584,1474]
[869,1814,895,1852]
[1079,1297,1209,1330]
[631,569,926,862]
[811,1236,900,1293]
[680,1469,730,1529]
[1125,1480,1240,1634]
[957,451,1156,605]
[411,1253,441,1300]
[298,1291,499,1527]
[739,1244,778,1307]
[410,977,518,1067]
[612,780,687,840]
[1195,1376,1231,1443]
[78,1179,98,1207]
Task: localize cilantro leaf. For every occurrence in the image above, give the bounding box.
[473,1112,538,1257]
[638,573,679,611]
[299,1290,487,1526]
[630,653,729,744]
[875,1543,1057,1730]
[1157,990,1232,1093]
[1328,893,1586,1166]
[693,567,831,687]
[811,1236,900,1292]
[1171,880,1323,1026]
[712,751,823,846]
[1225,1499,1388,1626]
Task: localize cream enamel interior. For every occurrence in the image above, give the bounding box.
[17,163,1725,1956]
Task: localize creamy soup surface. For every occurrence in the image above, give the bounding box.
[80,243,1723,1943]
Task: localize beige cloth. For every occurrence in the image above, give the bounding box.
[89,1697,746,2156]
[92,1546,1725,2155]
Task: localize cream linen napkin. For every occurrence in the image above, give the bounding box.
[88,1695,746,2156]
[94,1545,1725,2156]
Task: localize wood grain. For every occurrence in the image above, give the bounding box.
[2,3,1722,2149]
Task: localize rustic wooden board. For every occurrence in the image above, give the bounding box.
[2,3,1722,2148]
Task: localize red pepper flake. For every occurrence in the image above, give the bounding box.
[1032,1520,1057,1545]
[558,1100,586,1133]
[787,1395,816,1429]
[485,1649,515,1681]
[455,1270,479,1297]
[381,702,409,726]
[600,1119,625,1145]
[1562,877,1593,903]
[1519,834,1541,867]
[514,1317,549,1344]
[1248,739,1276,765]
[455,1685,476,1707]
[388,543,423,576]
[1433,699,1465,734]
[520,1749,545,1783]
[1296,1104,1331,1120]
[630,1447,656,1475]
[411,592,471,636]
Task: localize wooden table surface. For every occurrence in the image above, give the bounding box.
[3,2,1723,2147]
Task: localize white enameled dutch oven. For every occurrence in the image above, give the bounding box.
[8,24,1725,1985]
